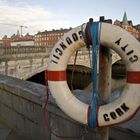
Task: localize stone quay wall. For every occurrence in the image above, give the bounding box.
[0,74,95,140]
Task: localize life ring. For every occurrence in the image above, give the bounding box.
[47,22,140,127]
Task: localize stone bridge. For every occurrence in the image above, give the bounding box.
[0,46,120,80]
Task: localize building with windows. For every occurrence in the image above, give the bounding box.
[114,12,140,41]
[0,39,3,47]
[2,35,12,47]
[11,33,34,47]
[1,31,34,47]
[11,40,34,47]
[34,28,71,47]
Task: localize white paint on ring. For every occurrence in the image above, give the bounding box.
[48,23,140,126]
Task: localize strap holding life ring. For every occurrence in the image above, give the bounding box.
[47,22,140,127]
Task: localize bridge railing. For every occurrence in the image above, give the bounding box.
[0,46,47,55]
[0,46,50,60]
[0,46,120,63]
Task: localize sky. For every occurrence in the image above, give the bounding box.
[0,0,140,38]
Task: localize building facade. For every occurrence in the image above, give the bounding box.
[11,40,34,47]
[34,28,71,47]
[11,33,34,47]
[114,12,140,41]
[2,35,12,47]
[0,40,3,47]
[1,32,34,47]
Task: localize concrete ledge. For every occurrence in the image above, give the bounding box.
[0,74,139,140]
[0,74,95,140]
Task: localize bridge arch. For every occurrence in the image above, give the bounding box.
[0,46,121,81]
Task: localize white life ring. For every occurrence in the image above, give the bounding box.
[47,22,140,127]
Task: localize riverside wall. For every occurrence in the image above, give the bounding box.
[0,74,96,140]
[0,75,139,140]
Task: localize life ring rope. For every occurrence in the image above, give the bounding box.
[89,22,100,128]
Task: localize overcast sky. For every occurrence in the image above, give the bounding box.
[0,0,139,38]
